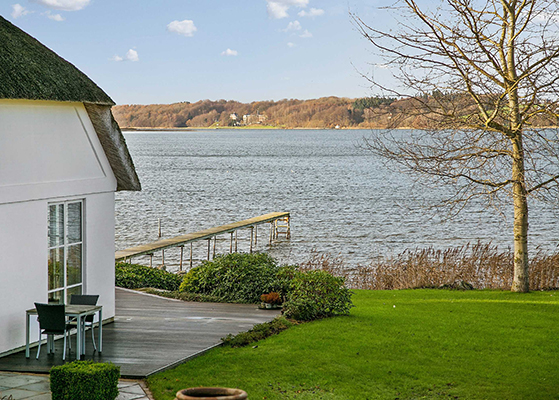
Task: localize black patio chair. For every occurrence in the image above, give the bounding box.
[69,294,100,351]
[34,303,72,360]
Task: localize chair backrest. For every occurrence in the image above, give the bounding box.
[70,294,99,306]
[34,303,66,332]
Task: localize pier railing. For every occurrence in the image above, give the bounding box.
[115,212,290,270]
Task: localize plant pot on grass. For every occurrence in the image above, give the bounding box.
[175,387,247,400]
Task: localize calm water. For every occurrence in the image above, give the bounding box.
[115,129,559,271]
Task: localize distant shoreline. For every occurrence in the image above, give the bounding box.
[121,126,374,132]
[120,125,559,132]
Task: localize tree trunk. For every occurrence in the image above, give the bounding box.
[511,136,529,292]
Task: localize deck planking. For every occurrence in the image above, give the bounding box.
[115,212,290,261]
[0,288,280,378]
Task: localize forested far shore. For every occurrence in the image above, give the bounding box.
[113,97,387,129]
[112,96,559,130]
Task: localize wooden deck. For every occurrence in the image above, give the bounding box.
[0,288,280,378]
[115,212,290,262]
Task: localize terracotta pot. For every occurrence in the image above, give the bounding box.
[175,387,248,400]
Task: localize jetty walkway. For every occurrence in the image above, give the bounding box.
[115,212,290,270]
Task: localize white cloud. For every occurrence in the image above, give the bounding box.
[126,49,139,62]
[298,8,324,17]
[283,20,302,31]
[267,2,289,19]
[31,0,90,11]
[266,0,309,19]
[110,49,139,62]
[287,42,296,47]
[300,29,313,38]
[221,48,238,56]
[11,4,30,18]
[45,11,64,21]
[167,20,197,37]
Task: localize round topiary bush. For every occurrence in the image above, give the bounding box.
[179,253,281,303]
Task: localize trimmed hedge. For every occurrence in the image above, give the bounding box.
[50,361,119,400]
[115,262,182,291]
[179,253,283,303]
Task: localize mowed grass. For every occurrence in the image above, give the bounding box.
[147,290,559,399]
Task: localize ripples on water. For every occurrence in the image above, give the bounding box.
[115,129,559,271]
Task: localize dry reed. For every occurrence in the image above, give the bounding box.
[300,243,559,291]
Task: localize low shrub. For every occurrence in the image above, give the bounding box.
[140,288,228,303]
[283,270,354,321]
[222,316,293,347]
[179,253,282,303]
[50,361,119,400]
[272,264,299,299]
[115,262,182,291]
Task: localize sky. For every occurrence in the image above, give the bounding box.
[2,0,396,105]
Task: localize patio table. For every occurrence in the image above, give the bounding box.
[25,304,102,360]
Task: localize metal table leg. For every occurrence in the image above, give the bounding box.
[98,308,102,353]
[76,315,82,360]
[25,312,30,358]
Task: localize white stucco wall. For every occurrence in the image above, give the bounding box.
[0,100,117,204]
[0,100,118,355]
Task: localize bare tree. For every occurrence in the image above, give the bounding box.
[353,0,559,292]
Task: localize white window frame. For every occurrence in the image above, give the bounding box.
[47,199,84,304]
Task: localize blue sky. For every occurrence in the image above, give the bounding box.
[3,0,393,105]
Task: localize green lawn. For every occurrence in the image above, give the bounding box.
[147,289,559,399]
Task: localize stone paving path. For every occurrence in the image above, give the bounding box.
[0,371,151,400]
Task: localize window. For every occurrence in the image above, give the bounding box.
[48,200,83,304]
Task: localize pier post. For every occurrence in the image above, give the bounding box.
[269,222,273,244]
[149,253,153,268]
[207,239,211,260]
[250,227,254,253]
[190,242,193,269]
[235,230,238,252]
[255,225,258,245]
[213,236,217,259]
[230,232,233,253]
[179,246,184,272]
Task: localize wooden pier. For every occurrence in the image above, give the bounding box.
[115,212,290,270]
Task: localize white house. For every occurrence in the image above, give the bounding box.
[0,16,141,356]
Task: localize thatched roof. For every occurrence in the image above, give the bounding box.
[85,104,141,191]
[0,16,114,105]
[0,16,141,191]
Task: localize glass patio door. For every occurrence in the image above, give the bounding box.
[47,200,83,304]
